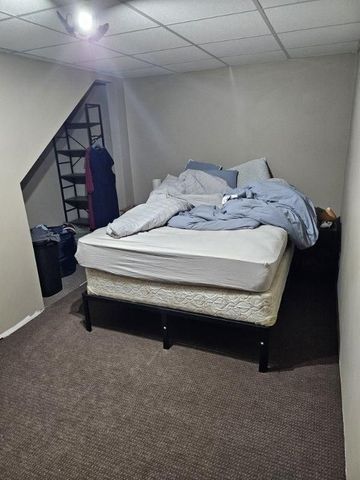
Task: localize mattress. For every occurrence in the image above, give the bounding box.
[76,225,288,292]
[85,245,293,327]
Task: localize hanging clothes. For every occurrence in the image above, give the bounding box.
[85,147,119,230]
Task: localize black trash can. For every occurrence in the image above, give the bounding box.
[49,226,77,277]
[33,240,62,297]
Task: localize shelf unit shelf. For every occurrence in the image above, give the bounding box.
[53,103,105,228]
[66,122,100,130]
[65,196,88,209]
[57,149,86,157]
[61,173,86,184]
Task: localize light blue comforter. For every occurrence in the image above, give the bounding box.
[167,179,319,249]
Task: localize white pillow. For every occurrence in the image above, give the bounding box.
[230,157,271,188]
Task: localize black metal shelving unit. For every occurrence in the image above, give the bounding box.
[53,103,105,228]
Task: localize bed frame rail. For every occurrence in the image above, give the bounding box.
[82,291,271,373]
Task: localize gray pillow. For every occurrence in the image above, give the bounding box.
[230,158,271,188]
[207,169,238,188]
[186,159,221,171]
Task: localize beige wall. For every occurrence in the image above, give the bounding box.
[22,149,64,227]
[0,52,96,335]
[338,54,360,480]
[124,54,356,211]
[107,79,134,209]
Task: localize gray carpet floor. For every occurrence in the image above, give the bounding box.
[0,271,344,480]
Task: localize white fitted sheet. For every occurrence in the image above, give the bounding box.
[85,244,293,327]
[76,225,288,292]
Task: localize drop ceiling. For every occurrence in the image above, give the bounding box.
[0,0,359,78]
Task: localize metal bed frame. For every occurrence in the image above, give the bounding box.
[82,291,272,373]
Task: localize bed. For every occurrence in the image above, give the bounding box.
[77,224,293,372]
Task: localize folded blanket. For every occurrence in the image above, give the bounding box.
[168,179,318,249]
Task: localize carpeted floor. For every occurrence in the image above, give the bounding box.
[0,269,344,480]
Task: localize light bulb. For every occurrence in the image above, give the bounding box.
[77,9,94,34]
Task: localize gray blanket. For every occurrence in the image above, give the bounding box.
[167,179,319,249]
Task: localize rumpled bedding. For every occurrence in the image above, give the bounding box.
[168,179,318,249]
[106,171,318,249]
[106,170,227,239]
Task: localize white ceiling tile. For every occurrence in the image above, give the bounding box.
[259,0,315,8]
[25,41,119,63]
[21,7,74,33]
[0,18,75,51]
[166,58,224,73]
[23,3,156,36]
[202,35,279,57]
[128,0,255,25]
[135,45,211,66]
[223,50,287,65]
[170,11,270,44]
[98,4,157,35]
[288,41,359,58]
[0,1,71,16]
[122,66,172,78]
[79,56,150,72]
[279,23,360,48]
[99,27,189,54]
[266,0,360,33]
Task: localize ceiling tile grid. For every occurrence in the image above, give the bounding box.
[165,57,224,73]
[222,50,287,66]
[259,0,316,8]
[98,26,190,54]
[169,11,272,44]
[22,3,157,36]
[287,41,359,58]
[0,17,76,51]
[279,23,360,49]
[128,0,257,25]
[201,35,280,57]
[0,0,358,78]
[0,1,72,16]
[135,45,211,66]
[264,0,360,33]
[23,41,120,64]
[79,55,158,73]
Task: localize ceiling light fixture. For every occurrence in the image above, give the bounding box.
[77,9,94,34]
[57,9,109,41]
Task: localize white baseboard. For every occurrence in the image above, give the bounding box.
[0,309,43,339]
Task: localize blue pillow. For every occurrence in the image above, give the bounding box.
[207,169,238,188]
[185,159,221,171]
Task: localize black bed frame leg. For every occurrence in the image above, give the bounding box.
[82,292,92,332]
[258,328,270,373]
[161,312,171,350]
